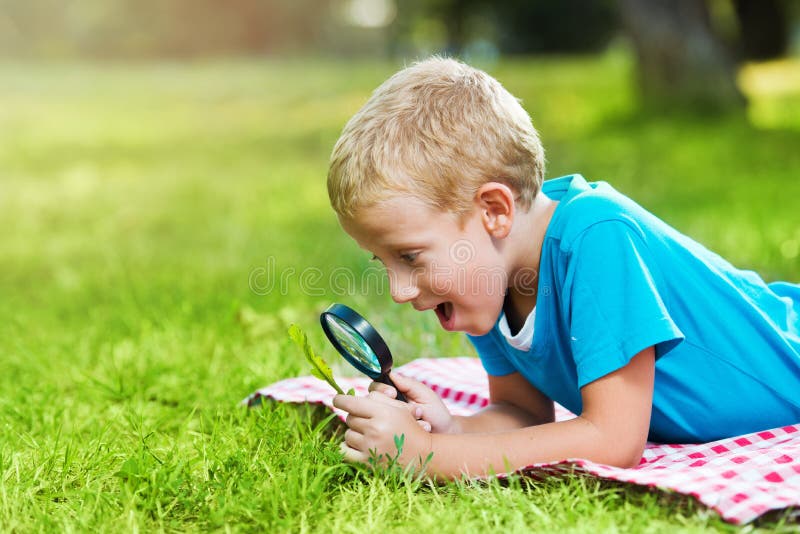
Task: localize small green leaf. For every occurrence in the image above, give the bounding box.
[393,433,405,456]
[288,324,345,395]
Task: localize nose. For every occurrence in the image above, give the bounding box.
[387,268,420,304]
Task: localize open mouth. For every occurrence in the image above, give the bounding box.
[434,302,456,331]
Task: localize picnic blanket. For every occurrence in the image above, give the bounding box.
[243,357,800,525]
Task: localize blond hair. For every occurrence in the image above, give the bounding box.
[327,57,545,219]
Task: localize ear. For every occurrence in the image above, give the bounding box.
[474,182,515,238]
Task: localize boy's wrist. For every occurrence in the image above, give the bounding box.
[444,415,463,434]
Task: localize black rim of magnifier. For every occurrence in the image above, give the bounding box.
[320,303,392,378]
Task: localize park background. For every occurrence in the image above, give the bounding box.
[1,0,800,530]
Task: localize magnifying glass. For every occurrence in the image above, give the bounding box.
[320,303,406,402]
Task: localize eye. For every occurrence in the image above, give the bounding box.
[370,254,384,264]
[399,252,419,264]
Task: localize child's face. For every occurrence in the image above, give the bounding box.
[340,195,509,336]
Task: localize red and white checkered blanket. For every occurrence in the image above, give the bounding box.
[243,357,800,525]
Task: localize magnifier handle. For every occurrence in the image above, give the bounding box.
[376,373,407,403]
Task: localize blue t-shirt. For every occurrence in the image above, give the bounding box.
[469,174,800,443]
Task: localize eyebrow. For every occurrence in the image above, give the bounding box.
[377,235,428,249]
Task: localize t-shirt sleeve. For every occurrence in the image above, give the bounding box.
[467,332,517,376]
[566,221,684,388]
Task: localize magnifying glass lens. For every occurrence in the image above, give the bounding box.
[320,303,406,402]
[323,314,381,375]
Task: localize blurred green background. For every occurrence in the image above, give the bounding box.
[1,0,800,530]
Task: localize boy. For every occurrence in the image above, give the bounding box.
[328,57,800,479]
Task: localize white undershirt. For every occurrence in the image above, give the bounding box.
[498,306,536,351]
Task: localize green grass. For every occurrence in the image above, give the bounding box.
[1,53,799,531]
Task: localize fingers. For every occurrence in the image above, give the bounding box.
[344,428,366,450]
[345,413,370,432]
[334,391,420,422]
[340,441,369,464]
[368,381,397,398]
[367,390,411,409]
[340,430,375,465]
[333,394,376,417]
[334,391,401,416]
[417,419,432,432]
[388,371,433,400]
[370,373,424,399]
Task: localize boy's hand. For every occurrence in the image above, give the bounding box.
[333,390,433,466]
[370,372,455,434]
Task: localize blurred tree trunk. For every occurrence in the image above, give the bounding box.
[442,0,468,54]
[435,0,481,55]
[619,0,746,112]
[733,0,789,60]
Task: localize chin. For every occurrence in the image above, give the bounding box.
[464,322,495,337]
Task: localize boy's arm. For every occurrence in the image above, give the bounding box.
[450,372,555,433]
[426,347,655,478]
[368,369,553,434]
[335,347,654,479]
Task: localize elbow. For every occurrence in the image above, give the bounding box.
[602,439,646,469]
[583,419,646,469]
[614,449,644,469]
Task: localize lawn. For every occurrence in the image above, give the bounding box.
[1,53,799,531]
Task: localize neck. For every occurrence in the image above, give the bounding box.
[504,192,558,323]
